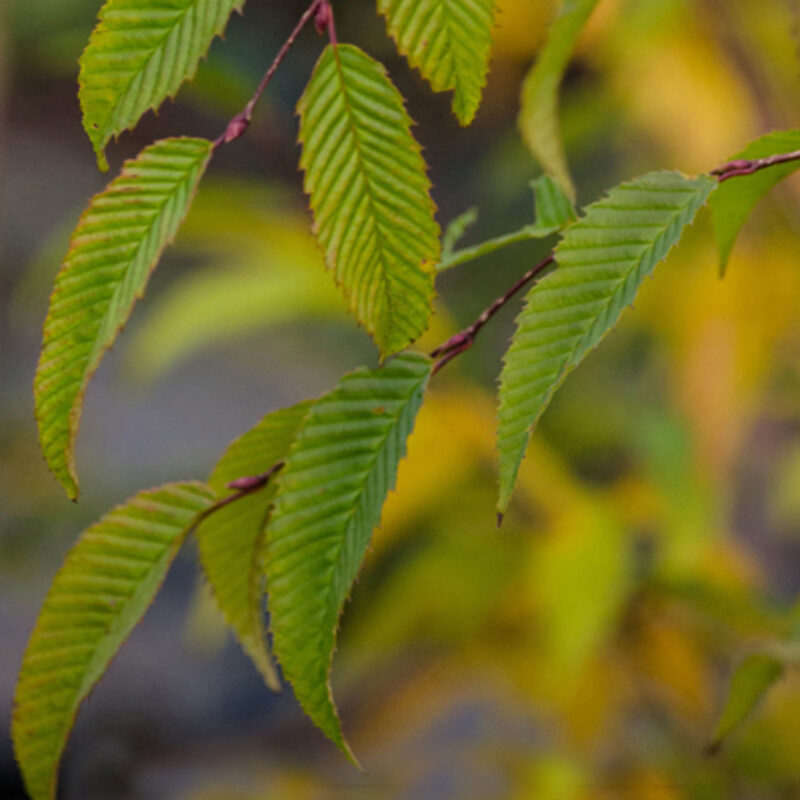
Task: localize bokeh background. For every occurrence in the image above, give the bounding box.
[2,0,800,797]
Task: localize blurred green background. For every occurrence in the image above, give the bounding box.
[2,0,800,797]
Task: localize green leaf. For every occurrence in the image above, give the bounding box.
[710,130,800,274]
[298,44,439,357]
[79,0,243,169]
[497,172,716,512]
[530,173,577,232]
[711,653,784,750]
[265,352,432,758]
[12,482,215,800]
[35,137,212,499]
[196,402,312,692]
[441,207,479,260]
[518,0,601,199]
[438,176,575,274]
[377,0,497,125]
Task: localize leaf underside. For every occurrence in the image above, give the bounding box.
[35,137,212,499]
[12,482,215,800]
[196,402,312,691]
[497,171,717,512]
[80,0,244,169]
[518,0,601,199]
[266,352,432,758]
[377,0,497,125]
[710,129,800,273]
[298,44,439,357]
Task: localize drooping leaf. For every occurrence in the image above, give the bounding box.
[265,352,432,758]
[79,0,243,169]
[196,402,312,692]
[518,0,601,199]
[497,172,716,512]
[530,173,577,232]
[298,44,439,357]
[35,137,213,499]
[12,482,215,800]
[377,0,497,125]
[710,130,800,274]
[710,653,784,750]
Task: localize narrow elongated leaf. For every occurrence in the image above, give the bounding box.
[711,130,800,273]
[377,0,497,125]
[13,482,215,800]
[497,172,716,512]
[266,353,432,757]
[80,0,243,169]
[518,0,601,198]
[35,137,213,499]
[710,654,784,750]
[298,44,439,357]
[196,402,312,691]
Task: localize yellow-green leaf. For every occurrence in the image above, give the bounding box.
[377,0,497,125]
[12,482,215,800]
[196,402,312,692]
[79,0,244,169]
[266,353,432,759]
[35,137,213,499]
[298,44,439,357]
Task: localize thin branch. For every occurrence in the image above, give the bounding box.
[430,254,555,374]
[431,148,800,374]
[712,150,800,181]
[213,0,325,149]
[195,461,286,525]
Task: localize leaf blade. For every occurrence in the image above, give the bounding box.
[196,402,312,691]
[79,0,244,169]
[12,482,215,800]
[298,44,439,357]
[265,353,432,757]
[377,0,497,125]
[711,653,784,750]
[518,0,601,198]
[710,130,800,273]
[35,137,212,498]
[497,172,716,512]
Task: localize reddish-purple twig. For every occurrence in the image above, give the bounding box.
[712,150,800,181]
[430,254,556,374]
[196,461,286,525]
[213,0,326,149]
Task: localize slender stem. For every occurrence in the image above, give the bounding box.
[712,150,800,181]
[213,0,325,149]
[195,462,286,524]
[431,254,555,374]
[437,224,559,274]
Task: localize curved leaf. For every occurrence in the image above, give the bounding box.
[518,0,601,199]
[711,130,800,274]
[35,137,213,499]
[497,172,716,512]
[266,352,432,758]
[710,653,784,751]
[196,401,312,691]
[377,0,497,125]
[12,482,215,800]
[298,44,439,357]
[79,0,243,169]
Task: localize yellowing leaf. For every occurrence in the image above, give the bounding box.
[298,44,439,356]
